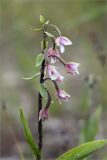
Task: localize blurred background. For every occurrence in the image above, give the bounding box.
[0,0,107,160]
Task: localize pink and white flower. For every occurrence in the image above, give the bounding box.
[46,64,64,82]
[47,47,60,63]
[55,36,72,53]
[65,62,80,75]
[56,89,70,101]
[56,74,64,83]
[39,107,48,121]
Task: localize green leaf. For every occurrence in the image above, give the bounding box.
[41,41,43,50]
[20,108,40,158]
[31,28,42,32]
[46,41,48,49]
[40,15,45,24]
[51,100,54,104]
[81,107,102,142]
[38,83,47,98]
[45,31,54,38]
[57,140,107,160]
[22,73,40,80]
[35,54,44,67]
[45,20,49,25]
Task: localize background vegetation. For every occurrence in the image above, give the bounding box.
[0,0,107,159]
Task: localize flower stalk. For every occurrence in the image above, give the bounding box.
[37,24,47,160]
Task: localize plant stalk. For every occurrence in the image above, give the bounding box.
[37,25,47,160]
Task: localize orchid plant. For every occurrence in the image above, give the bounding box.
[20,15,107,160]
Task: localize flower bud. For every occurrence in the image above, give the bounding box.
[39,107,48,121]
[65,62,80,75]
[56,89,70,101]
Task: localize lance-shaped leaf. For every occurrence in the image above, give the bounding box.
[20,108,40,158]
[35,54,44,67]
[40,15,45,24]
[22,73,40,80]
[31,28,42,32]
[45,31,54,38]
[81,107,102,142]
[56,140,107,160]
[38,83,47,98]
[45,20,49,25]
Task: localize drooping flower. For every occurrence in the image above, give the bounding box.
[65,62,80,75]
[56,89,70,101]
[46,64,64,82]
[56,74,64,83]
[39,107,48,121]
[47,47,60,63]
[55,36,72,53]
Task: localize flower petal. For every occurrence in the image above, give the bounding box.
[59,44,65,53]
[46,65,64,82]
[47,48,60,63]
[56,74,64,83]
[55,37,60,46]
[60,36,72,45]
[50,57,56,63]
[39,108,48,121]
[65,62,80,75]
[56,89,70,101]
[50,73,58,80]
